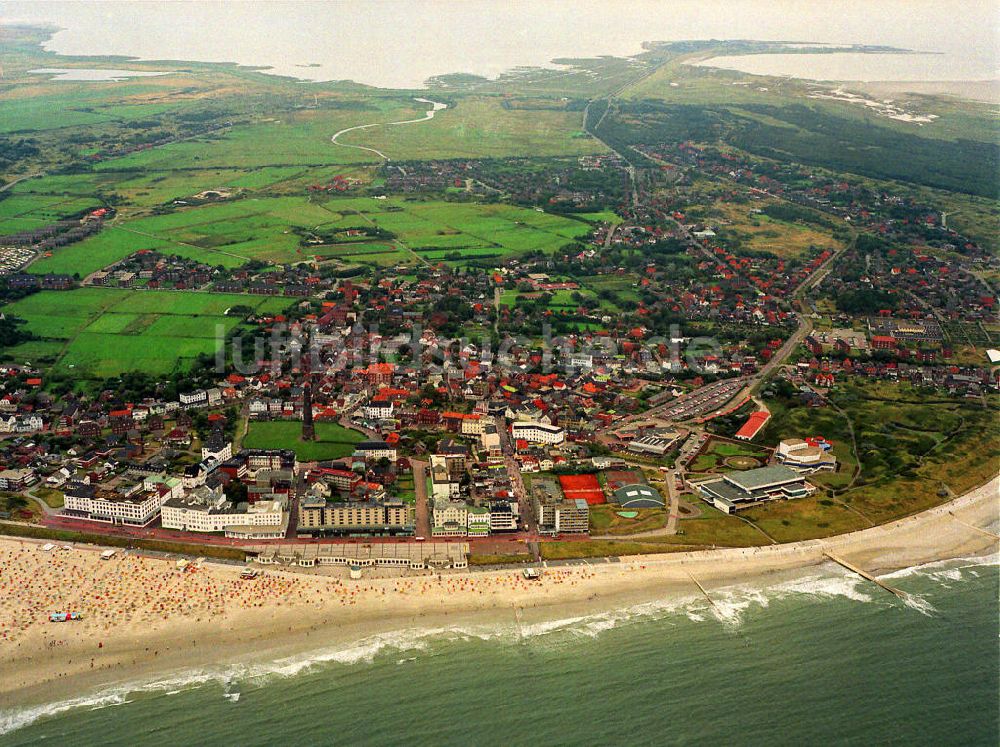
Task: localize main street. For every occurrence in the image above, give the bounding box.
[411,459,431,538]
[496,416,537,535]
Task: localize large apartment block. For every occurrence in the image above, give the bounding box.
[538,499,589,534]
[297,496,413,537]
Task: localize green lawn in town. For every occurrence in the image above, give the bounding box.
[243,420,365,462]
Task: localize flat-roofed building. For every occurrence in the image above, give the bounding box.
[692,465,815,514]
[538,498,589,534]
[142,473,184,503]
[297,496,413,537]
[429,454,461,500]
[433,443,468,480]
[480,425,504,463]
[532,477,589,534]
[627,431,680,456]
[775,438,837,474]
[0,467,37,491]
[488,501,519,532]
[249,541,468,570]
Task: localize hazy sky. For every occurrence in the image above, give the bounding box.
[3,0,996,87]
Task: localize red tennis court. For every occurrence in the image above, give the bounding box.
[558,473,606,505]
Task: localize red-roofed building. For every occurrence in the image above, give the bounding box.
[734,411,770,441]
[361,362,395,386]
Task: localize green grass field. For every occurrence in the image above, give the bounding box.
[318,197,595,264]
[589,505,666,535]
[499,286,599,310]
[1,288,290,378]
[27,195,595,275]
[573,274,643,308]
[749,381,1000,540]
[8,164,362,213]
[243,420,365,461]
[337,97,606,159]
[0,74,203,134]
[0,193,99,236]
[27,196,340,275]
[90,105,404,172]
[574,210,624,224]
[688,436,772,473]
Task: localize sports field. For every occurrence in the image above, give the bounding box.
[1,288,290,378]
[604,469,648,493]
[558,473,606,505]
[243,420,365,462]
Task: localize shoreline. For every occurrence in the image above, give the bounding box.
[1,475,996,721]
[854,79,1000,104]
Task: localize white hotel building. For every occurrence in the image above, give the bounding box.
[63,484,161,526]
[161,487,285,538]
[511,421,565,445]
[432,499,469,537]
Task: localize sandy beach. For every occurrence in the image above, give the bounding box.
[2,475,996,711]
